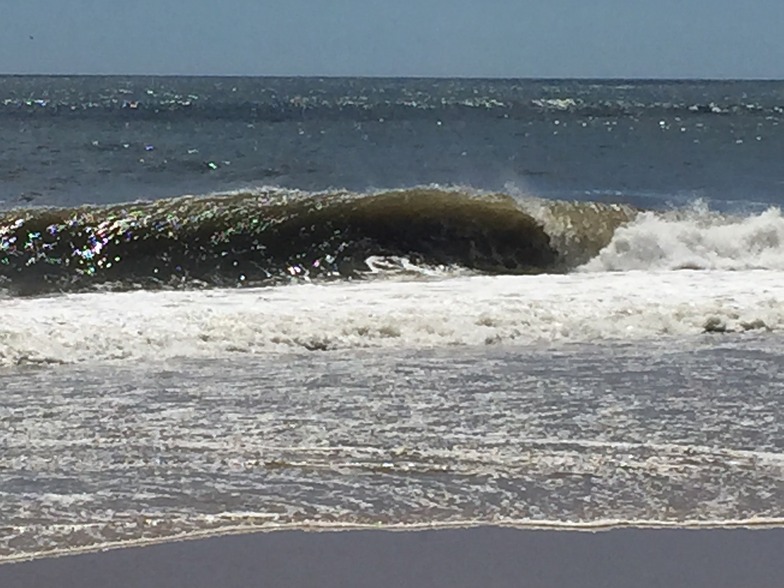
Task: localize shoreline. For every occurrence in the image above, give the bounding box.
[2,525,784,588]
[5,517,784,566]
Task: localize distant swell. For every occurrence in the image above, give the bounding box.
[0,188,568,296]
[4,93,783,122]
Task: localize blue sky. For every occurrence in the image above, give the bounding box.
[1,0,783,78]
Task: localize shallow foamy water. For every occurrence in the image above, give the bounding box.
[1,330,783,561]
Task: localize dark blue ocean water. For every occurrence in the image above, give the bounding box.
[2,76,784,209]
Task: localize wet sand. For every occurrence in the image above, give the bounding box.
[2,526,783,588]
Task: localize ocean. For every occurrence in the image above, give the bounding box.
[0,76,783,562]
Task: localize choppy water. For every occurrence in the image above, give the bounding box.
[1,76,783,562]
[3,77,784,207]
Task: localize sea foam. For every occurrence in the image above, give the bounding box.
[1,269,782,366]
[582,207,784,271]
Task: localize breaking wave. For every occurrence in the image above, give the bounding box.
[0,187,634,296]
[1,191,784,364]
[2,186,783,297]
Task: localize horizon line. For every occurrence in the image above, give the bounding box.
[2,72,783,82]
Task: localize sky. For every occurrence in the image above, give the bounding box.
[1,0,783,78]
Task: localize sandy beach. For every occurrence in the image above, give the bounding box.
[2,526,783,588]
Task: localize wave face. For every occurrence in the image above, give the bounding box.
[0,188,570,295]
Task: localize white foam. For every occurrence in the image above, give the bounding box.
[582,206,784,271]
[1,269,783,365]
